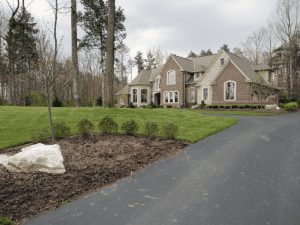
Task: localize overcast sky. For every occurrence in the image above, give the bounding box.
[2,0,278,59]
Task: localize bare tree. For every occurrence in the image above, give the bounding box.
[71,0,80,107]
[242,27,267,64]
[274,0,299,92]
[38,0,59,141]
[105,0,115,107]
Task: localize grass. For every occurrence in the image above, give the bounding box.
[198,110,286,116]
[0,106,238,150]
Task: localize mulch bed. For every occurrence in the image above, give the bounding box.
[0,135,188,224]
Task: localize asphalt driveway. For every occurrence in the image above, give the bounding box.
[26,112,300,225]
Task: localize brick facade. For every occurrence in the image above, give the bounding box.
[160,57,185,107]
[212,62,251,103]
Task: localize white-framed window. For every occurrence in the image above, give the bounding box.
[167,70,176,85]
[141,89,147,103]
[224,81,236,101]
[164,91,179,103]
[132,89,137,103]
[202,87,209,101]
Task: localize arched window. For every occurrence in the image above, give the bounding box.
[224,81,236,101]
[167,70,176,85]
[132,89,137,103]
[141,89,148,103]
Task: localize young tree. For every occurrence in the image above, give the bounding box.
[134,51,144,73]
[105,0,115,107]
[71,0,80,107]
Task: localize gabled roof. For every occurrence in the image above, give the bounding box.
[225,52,272,87]
[171,54,216,73]
[116,85,129,95]
[252,64,271,71]
[149,65,164,81]
[189,55,217,71]
[130,70,152,86]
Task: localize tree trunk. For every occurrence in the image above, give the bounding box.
[105,0,115,107]
[289,45,293,92]
[71,0,80,107]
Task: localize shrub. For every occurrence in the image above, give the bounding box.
[25,91,47,106]
[96,96,103,106]
[32,128,50,142]
[162,123,179,140]
[54,122,71,139]
[145,121,159,138]
[52,96,63,107]
[128,102,135,108]
[149,101,157,108]
[283,102,298,111]
[77,119,94,138]
[121,119,139,135]
[64,100,75,107]
[0,97,6,106]
[0,217,16,225]
[98,116,118,134]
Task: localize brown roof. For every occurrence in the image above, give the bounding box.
[130,70,152,86]
[252,64,272,71]
[227,52,271,87]
[149,65,164,81]
[172,54,216,73]
[116,85,129,95]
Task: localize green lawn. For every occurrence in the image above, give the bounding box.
[0,107,238,150]
[198,110,285,116]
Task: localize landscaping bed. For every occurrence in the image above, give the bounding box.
[0,135,188,224]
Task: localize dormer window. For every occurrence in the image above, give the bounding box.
[220,58,225,66]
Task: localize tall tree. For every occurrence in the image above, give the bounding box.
[71,0,80,107]
[105,0,115,107]
[188,51,197,58]
[219,44,230,52]
[78,0,126,106]
[134,51,144,73]
[144,50,157,70]
[242,27,266,64]
[5,0,19,104]
[274,0,299,92]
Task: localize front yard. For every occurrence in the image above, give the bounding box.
[0,107,238,150]
[0,107,238,224]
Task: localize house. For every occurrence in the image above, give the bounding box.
[116,50,279,107]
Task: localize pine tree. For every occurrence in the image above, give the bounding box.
[5,6,38,104]
[144,50,157,70]
[188,51,197,58]
[134,51,144,73]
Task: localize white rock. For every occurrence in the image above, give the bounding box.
[265,105,278,110]
[0,155,10,167]
[4,143,66,174]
